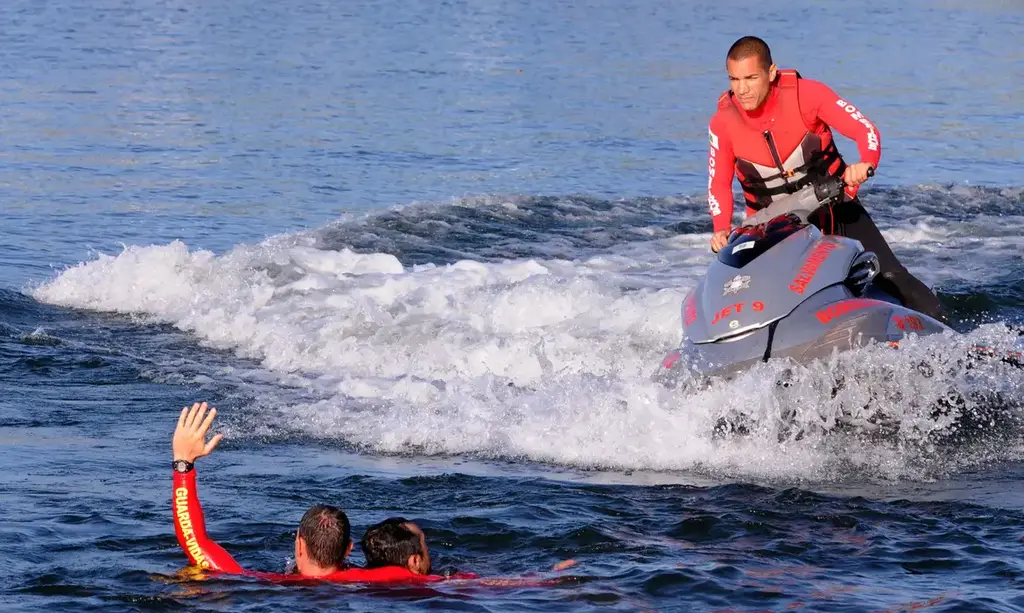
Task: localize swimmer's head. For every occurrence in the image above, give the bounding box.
[360,517,432,575]
[294,504,353,575]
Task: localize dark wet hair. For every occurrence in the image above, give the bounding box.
[297,504,352,568]
[360,517,424,568]
[727,36,773,70]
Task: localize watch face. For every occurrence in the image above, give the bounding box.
[173,460,192,472]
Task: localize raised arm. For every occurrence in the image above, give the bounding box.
[171,402,243,574]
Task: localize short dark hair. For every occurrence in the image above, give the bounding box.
[727,36,773,70]
[297,504,352,568]
[360,517,423,568]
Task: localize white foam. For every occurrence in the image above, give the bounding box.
[30,225,1024,482]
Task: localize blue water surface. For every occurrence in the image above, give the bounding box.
[1,0,1023,611]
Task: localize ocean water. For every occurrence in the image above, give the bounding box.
[2,0,1024,611]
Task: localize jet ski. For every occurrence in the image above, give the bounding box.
[656,172,1023,438]
[657,171,953,381]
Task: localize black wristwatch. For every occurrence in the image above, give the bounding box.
[172,459,195,473]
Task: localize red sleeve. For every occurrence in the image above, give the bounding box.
[448,572,481,580]
[707,114,736,234]
[173,469,244,574]
[231,568,481,585]
[798,79,881,169]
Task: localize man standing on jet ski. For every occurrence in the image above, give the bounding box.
[706,36,949,324]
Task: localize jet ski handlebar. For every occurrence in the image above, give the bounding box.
[740,167,875,228]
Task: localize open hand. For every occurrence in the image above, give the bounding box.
[173,401,223,463]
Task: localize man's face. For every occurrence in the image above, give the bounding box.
[727,56,777,111]
[403,522,431,575]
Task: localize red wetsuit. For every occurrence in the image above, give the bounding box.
[172,469,243,573]
[172,469,479,583]
[244,567,481,584]
[707,70,882,233]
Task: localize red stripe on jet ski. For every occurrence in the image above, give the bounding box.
[815,298,889,324]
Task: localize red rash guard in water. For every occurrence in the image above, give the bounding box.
[707,72,882,233]
[172,469,479,583]
[172,469,243,573]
